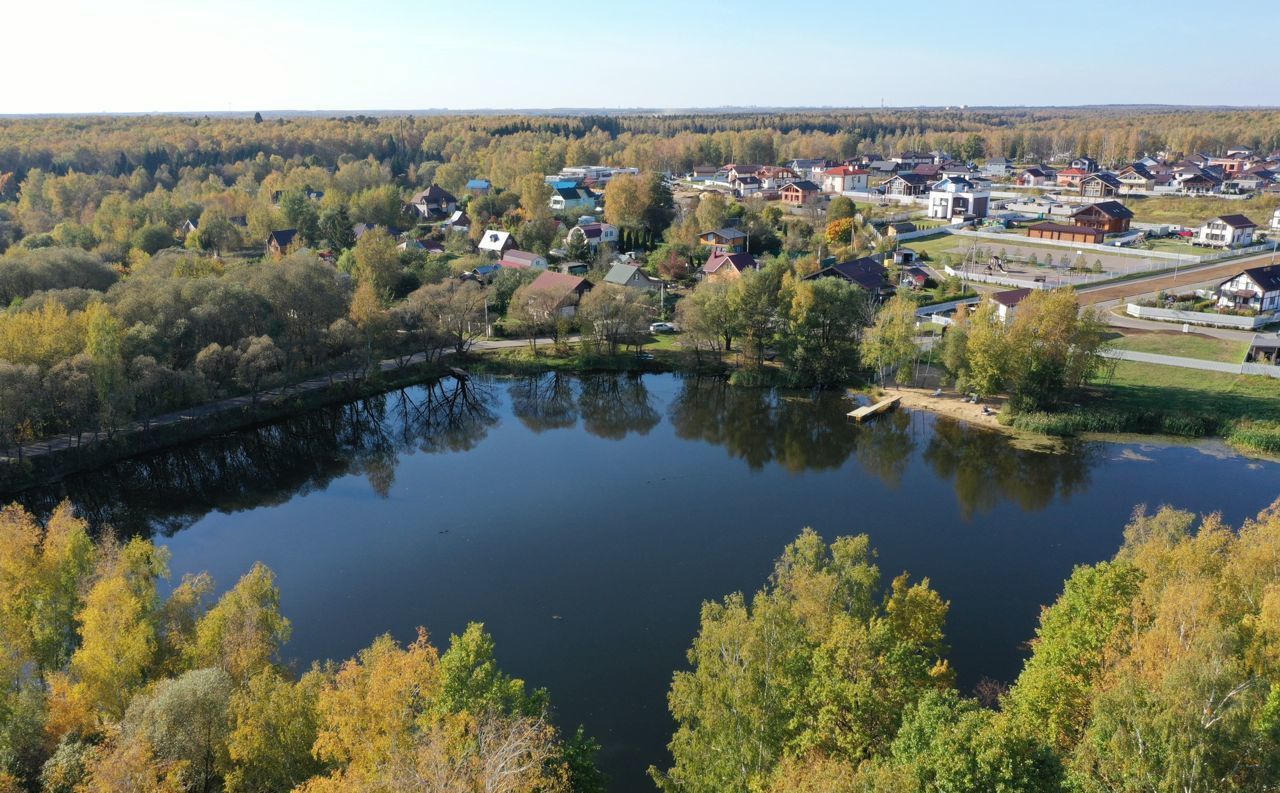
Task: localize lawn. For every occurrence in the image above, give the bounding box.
[1108,331,1250,363]
[1093,360,1280,422]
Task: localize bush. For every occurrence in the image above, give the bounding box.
[1227,420,1280,455]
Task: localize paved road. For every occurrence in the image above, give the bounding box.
[2,336,565,465]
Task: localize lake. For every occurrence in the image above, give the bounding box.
[12,372,1280,792]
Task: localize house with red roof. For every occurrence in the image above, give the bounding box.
[526,270,593,317]
[699,251,758,284]
[821,166,868,194]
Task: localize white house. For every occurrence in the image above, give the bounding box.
[927,177,990,221]
[821,166,869,194]
[990,287,1032,323]
[1197,214,1257,248]
[1271,207,1280,231]
[550,185,597,212]
[478,229,515,255]
[567,221,619,250]
[1216,264,1280,313]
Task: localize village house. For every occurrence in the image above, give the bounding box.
[891,152,933,168]
[821,166,869,194]
[884,221,917,239]
[550,185,597,212]
[1272,207,1280,231]
[1115,164,1155,193]
[1216,264,1280,313]
[567,221,619,250]
[1018,166,1054,187]
[941,162,977,179]
[725,164,763,183]
[604,263,664,292]
[787,158,828,178]
[478,229,516,255]
[406,185,457,220]
[1070,200,1133,234]
[756,166,798,188]
[1055,167,1089,190]
[698,227,749,254]
[732,174,762,196]
[443,210,471,232]
[1070,156,1099,173]
[1026,222,1105,245]
[500,250,548,269]
[687,165,719,181]
[1079,172,1122,199]
[525,270,593,317]
[990,287,1033,323]
[266,229,297,256]
[982,157,1013,178]
[466,178,492,196]
[700,251,758,284]
[927,176,989,221]
[882,172,931,197]
[779,180,821,205]
[1196,214,1258,248]
[803,256,894,299]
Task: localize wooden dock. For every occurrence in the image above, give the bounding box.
[848,394,901,422]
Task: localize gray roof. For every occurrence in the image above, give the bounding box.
[604,263,643,285]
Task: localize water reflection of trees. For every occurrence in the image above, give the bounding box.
[922,418,1098,518]
[508,373,659,440]
[14,377,497,537]
[668,376,1098,511]
[668,376,860,473]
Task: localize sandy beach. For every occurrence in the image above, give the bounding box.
[890,386,1009,430]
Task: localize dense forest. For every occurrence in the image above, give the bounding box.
[1,497,1276,792]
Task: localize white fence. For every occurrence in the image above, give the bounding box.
[944,265,1048,290]
[1126,304,1277,330]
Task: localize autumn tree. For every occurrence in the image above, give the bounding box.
[862,292,921,386]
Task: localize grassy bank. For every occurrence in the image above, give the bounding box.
[998,360,1280,456]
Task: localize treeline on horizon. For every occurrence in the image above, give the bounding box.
[3,107,1280,186]
[1,497,1277,792]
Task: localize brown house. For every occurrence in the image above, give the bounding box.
[1079,172,1122,198]
[700,251,758,284]
[779,180,821,205]
[1026,222,1104,245]
[1070,201,1134,234]
[266,228,298,256]
[698,227,748,254]
[525,270,593,317]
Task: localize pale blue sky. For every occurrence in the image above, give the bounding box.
[6,0,1275,113]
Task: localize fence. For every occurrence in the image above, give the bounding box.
[952,229,1188,260]
[944,265,1048,290]
[1125,304,1277,330]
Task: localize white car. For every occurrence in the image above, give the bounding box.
[649,322,677,333]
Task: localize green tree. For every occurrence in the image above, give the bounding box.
[863,292,920,386]
[122,667,234,793]
[653,529,951,793]
[189,563,290,684]
[827,196,857,222]
[781,277,872,386]
[225,668,326,793]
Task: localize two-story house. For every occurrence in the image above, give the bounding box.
[927,177,989,221]
[1196,214,1258,248]
[1217,264,1280,313]
[821,166,869,194]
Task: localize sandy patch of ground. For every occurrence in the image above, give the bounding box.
[891,386,1008,430]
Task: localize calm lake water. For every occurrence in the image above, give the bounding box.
[13,373,1280,792]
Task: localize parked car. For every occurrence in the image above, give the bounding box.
[649,322,676,333]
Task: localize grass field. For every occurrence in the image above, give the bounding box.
[1094,360,1280,422]
[1127,194,1280,228]
[1107,331,1250,363]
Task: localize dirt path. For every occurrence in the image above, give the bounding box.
[1078,251,1279,306]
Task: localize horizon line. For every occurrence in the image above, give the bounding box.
[3,103,1280,120]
